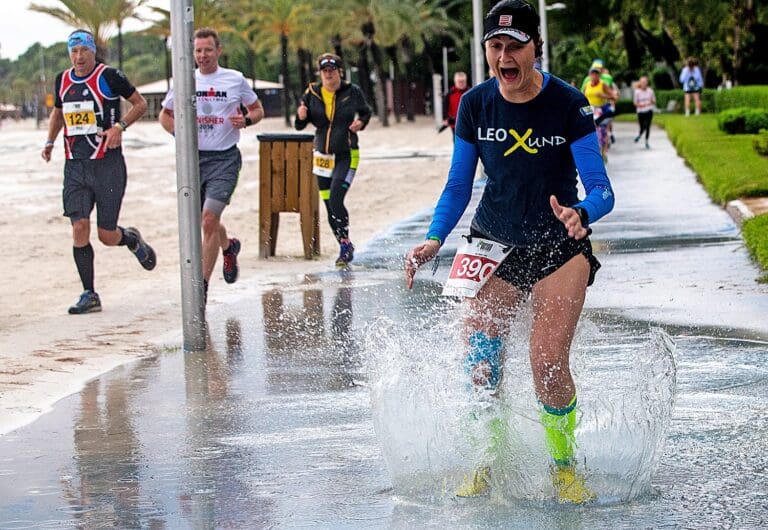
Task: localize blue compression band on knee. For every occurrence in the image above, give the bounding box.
[464,331,503,390]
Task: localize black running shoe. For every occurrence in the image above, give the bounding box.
[335,240,354,266]
[68,290,102,315]
[125,227,156,271]
[222,238,241,284]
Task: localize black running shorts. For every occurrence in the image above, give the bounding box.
[62,149,127,231]
[469,227,601,292]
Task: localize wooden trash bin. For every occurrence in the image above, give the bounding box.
[257,133,320,259]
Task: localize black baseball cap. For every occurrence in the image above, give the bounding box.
[482,1,540,44]
[318,56,342,70]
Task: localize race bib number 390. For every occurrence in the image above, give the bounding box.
[441,237,512,298]
[63,101,97,136]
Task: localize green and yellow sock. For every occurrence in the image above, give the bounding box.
[540,395,577,467]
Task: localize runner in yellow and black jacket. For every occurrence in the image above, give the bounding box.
[295,53,372,266]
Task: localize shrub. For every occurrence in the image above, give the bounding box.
[754,129,768,157]
[714,85,768,112]
[718,107,768,134]
[655,89,716,113]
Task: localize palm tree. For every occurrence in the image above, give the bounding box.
[244,0,313,125]
[103,0,149,72]
[29,0,114,61]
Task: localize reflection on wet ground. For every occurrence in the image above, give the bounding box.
[2,126,768,527]
[0,269,766,528]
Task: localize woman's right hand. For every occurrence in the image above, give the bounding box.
[405,239,441,289]
[297,100,307,120]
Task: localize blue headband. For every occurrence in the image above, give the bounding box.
[68,32,96,54]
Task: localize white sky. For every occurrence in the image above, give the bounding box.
[0,0,168,61]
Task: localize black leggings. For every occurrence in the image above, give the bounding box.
[317,150,358,242]
[637,111,653,141]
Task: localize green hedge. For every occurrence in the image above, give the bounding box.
[654,89,717,113]
[714,86,768,111]
[647,86,768,114]
[717,108,768,134]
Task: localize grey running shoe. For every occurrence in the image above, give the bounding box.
[125,227,156,270]
[68,290,102,315]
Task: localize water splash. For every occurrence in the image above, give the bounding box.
[365,305,678,504]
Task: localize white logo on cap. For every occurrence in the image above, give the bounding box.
[499,15,513,26]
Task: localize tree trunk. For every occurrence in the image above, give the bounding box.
[401,36,416,122]
[297,47,312,93]
[117,24,124,71]
[386,46,401,123]
[356,42,375,114]
[369,40,388,127]
[280,33,291,126]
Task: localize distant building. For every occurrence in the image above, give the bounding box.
[134,78,285,120]
[0,103,21,120]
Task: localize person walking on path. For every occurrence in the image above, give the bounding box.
[41,29,155,315]
[443,71,469,142]
[295,53,372,267]
[679,57,703,116]
[633,75,656,149]
[159,28,264,303]
[405,0,614,503]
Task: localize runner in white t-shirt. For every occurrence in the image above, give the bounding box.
[633,75,656,149]
[160,28,264,303]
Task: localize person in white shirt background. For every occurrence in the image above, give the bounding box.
[633,75,656,149]
[159,28,264,303]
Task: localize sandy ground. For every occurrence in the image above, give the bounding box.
[0,115,453,435]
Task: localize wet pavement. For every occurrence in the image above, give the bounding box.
[1,122,768,528]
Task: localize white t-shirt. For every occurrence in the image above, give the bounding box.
[633,87,655,113]
[162,66,258,151]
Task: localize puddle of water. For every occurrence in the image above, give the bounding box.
[0,273,766,528]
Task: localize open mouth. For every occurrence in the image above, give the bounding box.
[499,66,519,82]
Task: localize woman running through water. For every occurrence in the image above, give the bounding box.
[405,0,614,503]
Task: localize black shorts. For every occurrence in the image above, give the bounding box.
[199,145,242,205]
[469,228,601,292]
[62,149,127,230]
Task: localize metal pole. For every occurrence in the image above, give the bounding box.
[442,46,448,95]
[170,0,206,351]
[539,0,549,72]
[432,73,443,128]
[471,0,485,87]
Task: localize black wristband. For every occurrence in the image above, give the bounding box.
[244,117,253,127]
[573,206,589,227]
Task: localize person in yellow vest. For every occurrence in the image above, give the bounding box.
[582,66,617,159]
[295,54,372,266]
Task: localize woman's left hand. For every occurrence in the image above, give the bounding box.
[550,195,589,240]
[348,119,364,133]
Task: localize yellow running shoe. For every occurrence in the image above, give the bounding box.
[455,467,490,497]
[551,465,597,504]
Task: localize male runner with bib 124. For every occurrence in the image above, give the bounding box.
[405,0,614,503]
[42,29,155,315]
